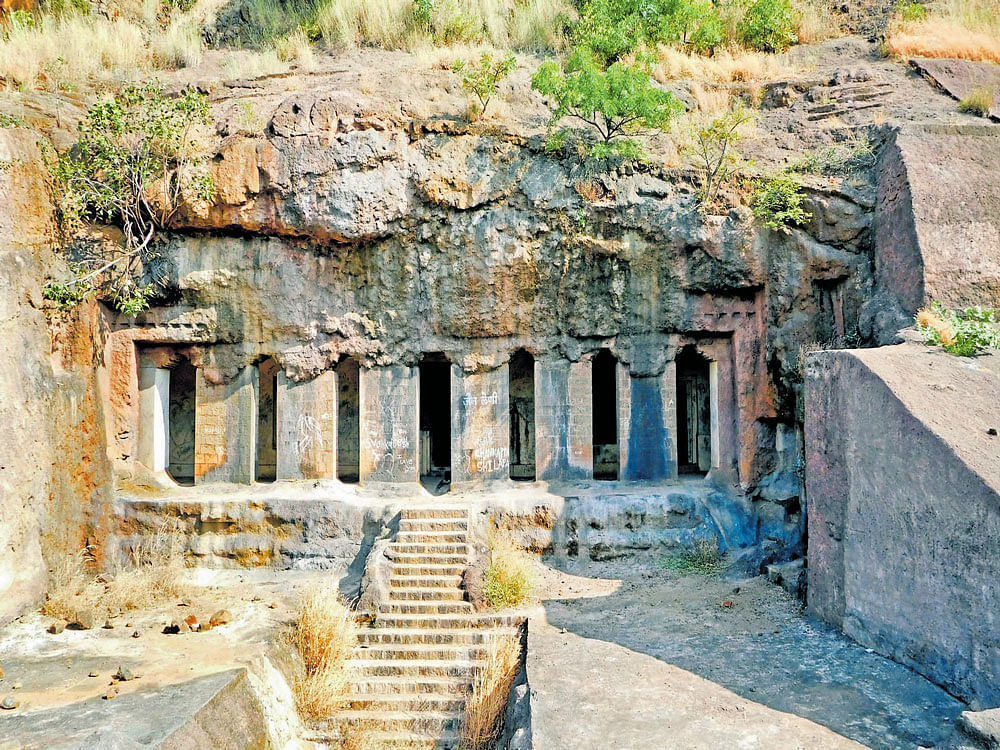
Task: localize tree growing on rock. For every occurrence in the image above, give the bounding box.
[531,48,683,161]
[44,83,212,315]
[452,51,517,120]
[684,105,753,209]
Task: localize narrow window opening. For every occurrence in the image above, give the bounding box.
[336,356,360,483]
[419,354,451,494]
[256,357,279,483]
[509,349,536,481]
[167,360,196,485]
[592,348,619,480]
[676,346,713,475]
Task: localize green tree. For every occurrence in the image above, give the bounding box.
[532,48,682,161]
[452,51,516,119]
[751,174,811,230]
[738,0,798,52]
[45,83,211,315]
[684,106,752,208]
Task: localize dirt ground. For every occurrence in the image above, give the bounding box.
[524,556,966,750]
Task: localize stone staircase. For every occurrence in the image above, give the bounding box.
[334,507,520,749]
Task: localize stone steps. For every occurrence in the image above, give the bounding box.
[389,587,466,601]
[397,530,468,544]
[338,709,463,733]
[391,563,466,577]
[357,628,514,645]
[398,519,468,533]
[389,552,469,565]
[348,676,472,696]
[390,574,464,588]
[354,644,490,661]
[380,601,474,615]
[345,693,466,712]
[375,613,521,629]
[391,542,469,555]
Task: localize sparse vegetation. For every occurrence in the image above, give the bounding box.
[684,105,753,208]
[452,50,516,119]
[916,302,1000,356]
[887,0,1000,63]
[482,534,533,610]
[0,113,27,128]
[44,84,211,315]
[751,174,811,231]
[958,85,994,116]
[532,48,682,161]
[461,633,522,749]
[291,586,358,721]
[788,135,877,176]
[738,0,798,52]
[660,539,725,575]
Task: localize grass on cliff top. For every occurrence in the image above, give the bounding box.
[887,0,1000,64]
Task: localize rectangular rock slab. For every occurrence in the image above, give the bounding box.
[451,365,510,483]
[276,370,336,480]
[359,365,419,483]
[195,366,257,484]
[536,359,592,481]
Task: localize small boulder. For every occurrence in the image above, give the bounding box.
[0,665,5,679]
[163,619,191,635]
[103,619,114,630]
[47,620,66,635]
[103,688,117,701]
[131,630,141,639]
[209,610,232,628]
[1,696,18,710]
[73,611,95,631]
[183,614,199,631]
[115,666,136,682]
[11,682,21,690]
[88,671,99,678]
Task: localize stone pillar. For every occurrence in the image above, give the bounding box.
[276,370,336,481]
[709,361,721,470]
[194,366,257,484]
[137,359,169,473]
[620,364,678,481]
[451,365,510,484]
[535,358,593,481]
[359,365,419,483]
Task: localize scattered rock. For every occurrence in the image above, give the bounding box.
[721,600,735,609]
[766,558,807,601]
[1,696,18,710]
[103,688,117,701]
[47,620,66,635]
[73,611,94,630]
[103,619,114,629]
[0,665,4,679]
[11,682,21,690]
[115,666,136,682]
[125,622,134,628]
[184,614,199,631]
[88,671,99,678]
[131,630,141,639]
[164,619,191,635]
[988,428,997,436]
[269,602,277,609]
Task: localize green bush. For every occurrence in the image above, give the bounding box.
[789,136,876,176]
[738,0,798,52]
[452,51,516,118]
[917,302,1000,356]
[684,105,752,208]
[660,540,724,576]
[45,84,211,314]
[531,48,682,161]
[482,538,533,610]
[958,86,994,117]
[751,174,810,230]
[896,0,927,22]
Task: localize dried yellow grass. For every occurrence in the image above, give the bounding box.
[916,307,957,346]
[888,0,1000,63]
[461,633,522,750]
[291,587,358,721]
[654,45,797,84]
[483,533,534,610]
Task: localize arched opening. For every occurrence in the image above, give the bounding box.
[167,359,196,485]
[419,353,451,494]
[336,356,360,483]
[509,349,536,481]
[676,346,712,475]
[256,357,279,483]
[592,348,619,480]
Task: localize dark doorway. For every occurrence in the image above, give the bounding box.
[592,349,619,480]
[336,356,360,483]
[256,357,279,483]
[509,349,536,481]
[168,360,196,485]
[419,354,451,493]
[676,346,712,475]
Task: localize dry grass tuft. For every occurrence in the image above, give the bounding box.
[291,586,358,721]
[653,45,797,84]
[41,528,187,621]
[958,84,995,115]
[916,306,957,347]
[461,633,522,750]
[887,0,1000,63]
[482,533,534,610]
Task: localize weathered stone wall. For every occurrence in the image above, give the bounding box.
[805,343,1000,708]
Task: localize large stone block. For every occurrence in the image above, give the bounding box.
[359,365,418,483]
[451,365,510,483]
[137,361,169,473]
[536,359,592,481]
[620,366,677,481]
[194,367,257,484]
[277,370,336,480]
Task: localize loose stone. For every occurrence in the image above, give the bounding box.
[209,609,232,627]
[47,621,65,634]
[1,696,18,710]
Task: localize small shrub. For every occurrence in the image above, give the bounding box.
[739,0,798,52]
[660,540,724,575]
[483,535,533,610]
[462,633,522,749]
[916,302,1000,356]
[751,174,811,230]
[412,0,433,30]
[452,51,516,119]
[958,85,994,116]
[684,105,753,208]
[896,0,927,22]
[0,112,27,128]
[789,135,876,176]
[292,587,357,720]
[532,48,682,162]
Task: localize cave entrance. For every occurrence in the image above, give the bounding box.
[336,356,360,483]
[509,349,536,481]
[676,347,712,475]
[256,357,279,483]
[592,349,620,480]
[167,359,196,485]
[419,354,451,494]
